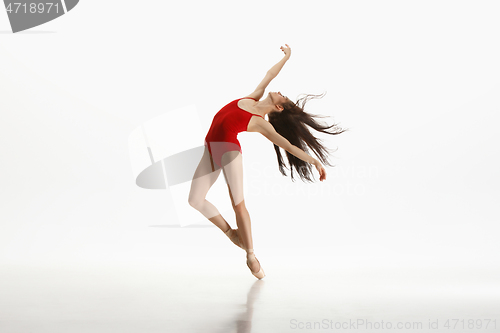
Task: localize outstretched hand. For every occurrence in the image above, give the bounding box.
[280,44,291,58]
[313,160,327,182]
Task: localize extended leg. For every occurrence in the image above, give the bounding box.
[221,151,262,273]
[220,152,251,245]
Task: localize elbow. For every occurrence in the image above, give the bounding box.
[285,144,295,155]
[266,70,277,79]
[280,138,295,154]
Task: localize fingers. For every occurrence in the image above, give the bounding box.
[315,163,326,181]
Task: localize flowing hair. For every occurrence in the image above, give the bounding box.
[267,92,348,182]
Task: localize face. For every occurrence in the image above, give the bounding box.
[269,91,289,111]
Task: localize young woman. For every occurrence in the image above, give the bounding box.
[188,44,347,279]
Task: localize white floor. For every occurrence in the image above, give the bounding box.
[1,248,499,333]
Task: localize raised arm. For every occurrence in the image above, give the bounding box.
[255,117,327,181]
[245,44,291,101]
[256,118,314,163]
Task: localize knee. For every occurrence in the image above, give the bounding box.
[188,194,203,209]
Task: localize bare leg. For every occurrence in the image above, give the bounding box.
[208,214,230,233]
[221,151,261,273]
[233,200,253,250]
[188,146,231,232]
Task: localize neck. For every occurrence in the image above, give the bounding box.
[254,95,277,118]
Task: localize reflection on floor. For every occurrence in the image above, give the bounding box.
[1,255,499,333]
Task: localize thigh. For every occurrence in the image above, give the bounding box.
[190,145,222,197]
[221,150,244,208]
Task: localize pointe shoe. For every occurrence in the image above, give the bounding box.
[246,249,265,279]
[225,228,245,250]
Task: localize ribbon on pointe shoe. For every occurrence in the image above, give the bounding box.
[246,249,265,279]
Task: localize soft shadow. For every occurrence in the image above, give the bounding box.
[149,225,216,228]
[0,31,56,34]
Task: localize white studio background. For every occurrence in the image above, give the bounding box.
[1,0,499,274]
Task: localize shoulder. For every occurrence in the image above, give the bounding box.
[240,98,258,106]
[237,97,257,108]
[242,96,259,101]
[247,115,269,133]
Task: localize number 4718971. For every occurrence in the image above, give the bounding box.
[6,2,60,14]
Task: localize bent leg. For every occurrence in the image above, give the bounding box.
[188,146,230,232]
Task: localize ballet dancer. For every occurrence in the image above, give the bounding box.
[188,44,347,279]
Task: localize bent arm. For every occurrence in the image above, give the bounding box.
[256,119,316,164]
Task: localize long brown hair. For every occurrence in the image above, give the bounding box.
[267,92,348,182]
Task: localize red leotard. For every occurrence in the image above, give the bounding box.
[204,97,264,169]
